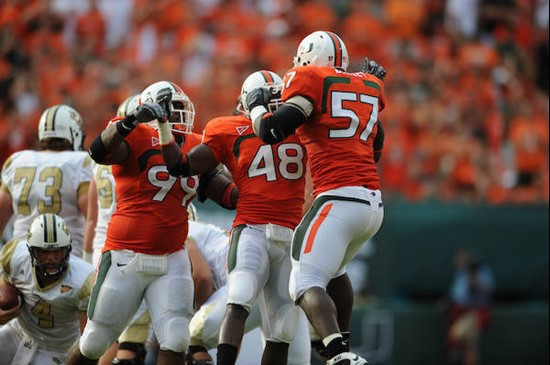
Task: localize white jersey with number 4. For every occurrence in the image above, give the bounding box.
[0,239,95,352]
[0,150,92,257]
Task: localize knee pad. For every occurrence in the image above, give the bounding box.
[157,316,190,353]
[227,271,258,309]
[80,326,117,359]
[270,304,300,343]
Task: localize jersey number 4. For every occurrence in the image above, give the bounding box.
[248,143,304,181]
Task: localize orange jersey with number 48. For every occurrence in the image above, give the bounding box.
[282,65,385,195]
[203,115,306,229]
[104,124,202,255]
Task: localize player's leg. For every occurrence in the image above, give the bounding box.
[0,322,24,364]
[217,225,270,365]
[189,284,265,364]
[287,308,311,365]
[289,191,383,363]
[68,250,145,364]
[112,301,150,364]
[258,235,301,365]
[144,249,194,365]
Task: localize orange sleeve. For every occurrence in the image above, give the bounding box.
[202,118,227,164]
[282,67,321,105]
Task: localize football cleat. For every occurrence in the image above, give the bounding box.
[326,352,368,365]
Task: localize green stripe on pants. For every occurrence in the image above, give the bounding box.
[292,195,373,261]
[87,251,112,319]
[227,225,246,273]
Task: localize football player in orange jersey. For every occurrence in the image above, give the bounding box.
[157,71,308,365]
[245,31,387,365]
[67,81,235,365]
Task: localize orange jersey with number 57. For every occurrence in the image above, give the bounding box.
[203,115,306,229]
[282,65,385,195]
[104,124,202,255]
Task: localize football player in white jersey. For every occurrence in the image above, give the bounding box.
[0,213,95,365]
[184,211,311,365]
[0,105,93,258]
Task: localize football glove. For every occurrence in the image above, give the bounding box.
[363,57,387,81]
[156,87,173,123]
[245,87,275,111]
[133,103,167,123]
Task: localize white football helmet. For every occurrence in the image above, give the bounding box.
[237,70,283,115]
[27,214,72,279]
[187,203,198,222]
[117,94,140,117]
[38,105,86,151]
[293,31,349,71]
[140,81,195,134]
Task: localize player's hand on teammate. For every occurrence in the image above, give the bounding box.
[156,87,173,123]
[0,304,22,325]
[363,57,387,81]
[133,103,167,123]
[245,87,279,111]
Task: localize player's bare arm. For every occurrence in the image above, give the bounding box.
[197,166,239,210]
[373,120,385,162]
[186,238,214,310]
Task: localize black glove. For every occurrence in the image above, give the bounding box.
[156,88,172,122]
[363,58,387,81]
[133,103,167,123]
[245,87,273,112]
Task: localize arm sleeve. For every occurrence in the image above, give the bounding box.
[255,105,307,144]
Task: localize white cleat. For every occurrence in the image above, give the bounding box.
[326,352,369,365]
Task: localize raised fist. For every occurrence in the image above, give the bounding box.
[245,87,273,112]
[363,58,387,81]
[133,103,167,123]
[156,88,173,122]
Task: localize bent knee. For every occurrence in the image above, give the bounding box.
[158,317,190,353]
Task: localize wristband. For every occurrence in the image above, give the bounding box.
[116,114,137,137]
[157,121,174,145]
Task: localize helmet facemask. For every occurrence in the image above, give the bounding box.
[169,96,195,135]
[29,245,72,280]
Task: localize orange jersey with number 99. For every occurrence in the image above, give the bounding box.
[282,65,385,195]
[104,124,202,255]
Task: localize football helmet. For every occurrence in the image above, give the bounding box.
[187,203,198,222]
[237,70,283,115]
[26,214,72,279]
[140,81,195,134]
[38,105,86,151]
[293,31,349,71]
[117,94,140,117]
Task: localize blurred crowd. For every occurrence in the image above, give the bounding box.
[0,0,548,203]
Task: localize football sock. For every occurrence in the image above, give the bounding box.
[323,333,347,359]
[216,343,238,365]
